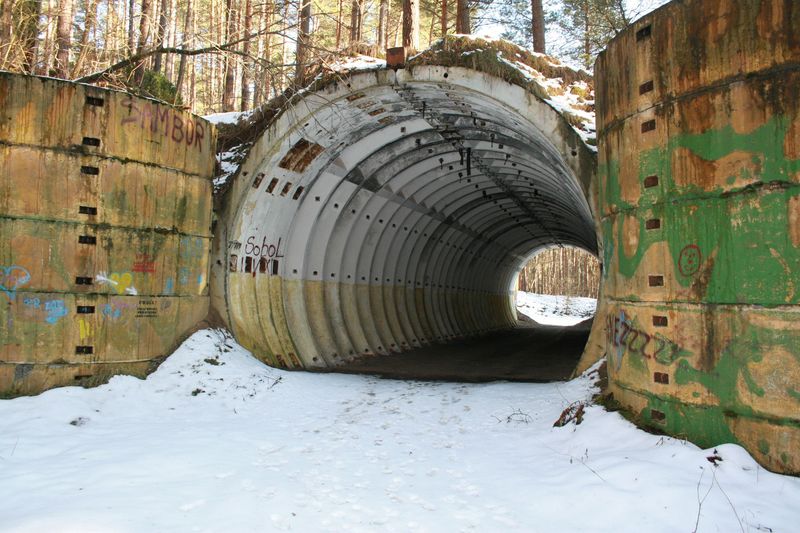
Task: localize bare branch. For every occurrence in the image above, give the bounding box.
[76,29,284,84]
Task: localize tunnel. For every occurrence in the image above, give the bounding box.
[211,45,600,375]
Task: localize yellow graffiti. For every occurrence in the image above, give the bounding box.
[109,272,134,295]
[78,319,93,341]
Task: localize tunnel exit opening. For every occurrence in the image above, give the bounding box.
[514,245,600,327]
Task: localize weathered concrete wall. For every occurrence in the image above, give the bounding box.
[0,73,216,395]
[595,0,800,473]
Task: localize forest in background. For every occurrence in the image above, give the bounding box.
[517,246,599,298]
[0,0,655,114]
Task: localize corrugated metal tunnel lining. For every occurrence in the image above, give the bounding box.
[213,66,598,369]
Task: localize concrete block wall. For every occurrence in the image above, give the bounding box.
[0,73,216,395]
[595,0,800,474]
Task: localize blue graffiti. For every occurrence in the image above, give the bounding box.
[44,299,67,324]
[1,265,31,300]
[164,277,175,295]
[178,267,190,285]
[23,297,41,309]
[180,237,204,260]
[102,303,122,320]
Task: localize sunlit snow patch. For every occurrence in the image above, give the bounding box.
[516,290,597,326]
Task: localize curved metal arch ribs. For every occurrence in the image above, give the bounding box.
[230,67,596,368]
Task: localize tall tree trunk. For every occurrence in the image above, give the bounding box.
[72,0,99,76]
[349,0,361,44]
[440,0,447,37]
[165,0,177,80]
[222,0,236,111]
[153,0,169,71]
[335,0,343,48]
[427,4,435,44]
[240,0,251,111]
[253,1,262,107]
[583,3,590,68]
[0,0,13,58]
[103,0,114,65]
[133,0,152,82]
[175,0,193,101]
[279,0,288,91]
[14,0,41,73]
[136,0,152,55]
[113,0,124,64]
[55,0,74,77]
[401,0,418,50]
[127,0,135,52]
[377,0,388,49]
[260,0,272,103]
[36,1,52,74]
[295,0,311,87]
[455,0,468,34]
[531,0,545,53]
[189,46,196,108]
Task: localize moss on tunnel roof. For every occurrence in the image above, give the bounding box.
[408,35,592,92]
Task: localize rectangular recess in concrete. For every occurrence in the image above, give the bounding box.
[80,165,100,175]
[279,139,325,172]
[645,218,661,229]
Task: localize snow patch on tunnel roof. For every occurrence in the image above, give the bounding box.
[324,55,387,73]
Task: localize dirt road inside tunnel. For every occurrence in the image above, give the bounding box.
[332,318,593,383]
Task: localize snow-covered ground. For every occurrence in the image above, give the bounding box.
[517,290,597,326]
[1,330,798,532]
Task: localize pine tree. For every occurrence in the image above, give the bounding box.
[557,0,628,69]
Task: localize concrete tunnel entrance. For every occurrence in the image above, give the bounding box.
[212,46,600,381]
